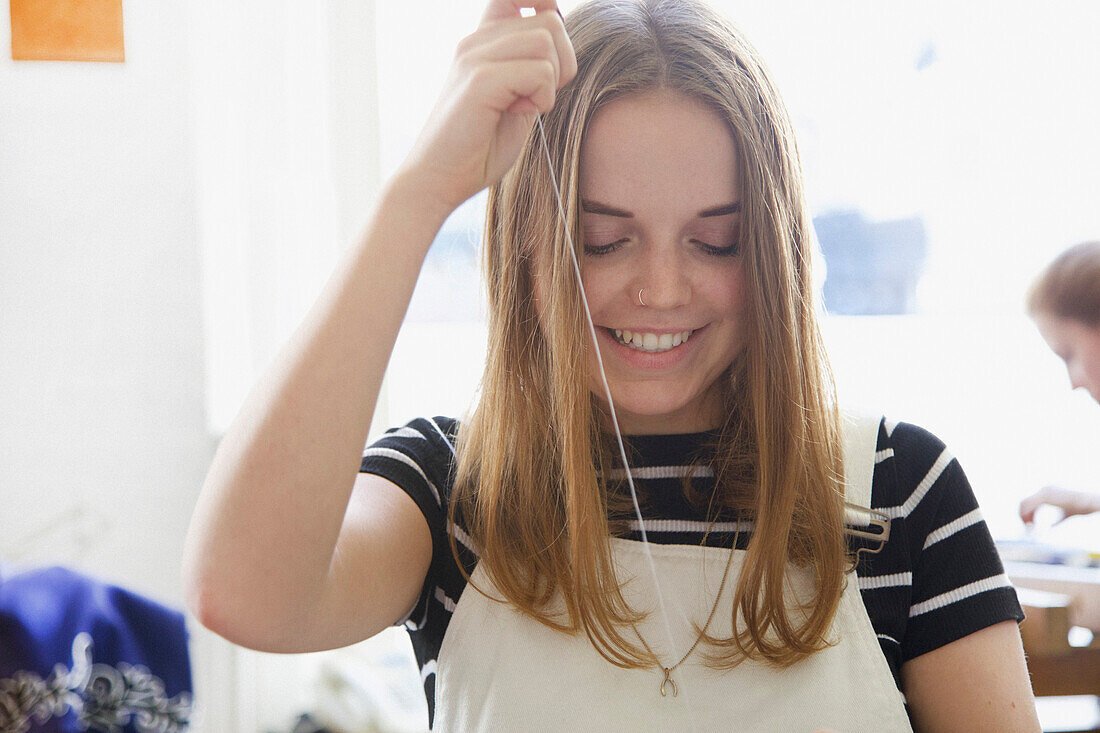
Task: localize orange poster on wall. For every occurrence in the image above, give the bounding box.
[10,0,124,62]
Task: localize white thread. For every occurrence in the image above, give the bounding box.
[534,115,677,656]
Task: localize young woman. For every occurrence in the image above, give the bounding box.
[184,1,1040,729]
[1019,241,1100,525]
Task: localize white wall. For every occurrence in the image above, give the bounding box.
[0,0,212,605]
[1,2,393,730]
[183,0,392,728]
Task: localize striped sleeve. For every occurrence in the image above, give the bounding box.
[358,416,473,725]
[359,417,463,625]
[888,422,1024,662]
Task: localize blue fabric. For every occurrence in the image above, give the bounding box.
[0,566,192,732]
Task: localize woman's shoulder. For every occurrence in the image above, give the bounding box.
[376,415,460,442]
[877,417,950,462]
[862,416,1024,662]
[869,417,962,513]
[366,416,460,459]
[864,415,994,575]
[360,416,462,500]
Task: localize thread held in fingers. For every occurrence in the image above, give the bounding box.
[533,114,677,658]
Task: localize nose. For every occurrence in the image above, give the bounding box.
[1067,362,1085,391]
[637,243,691,308]
[1068,366,1098,402]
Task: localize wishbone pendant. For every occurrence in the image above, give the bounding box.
[659,667,678,698]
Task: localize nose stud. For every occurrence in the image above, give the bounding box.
[638,288,647,307]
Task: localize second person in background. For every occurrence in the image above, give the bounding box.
[1020,241,1100,526]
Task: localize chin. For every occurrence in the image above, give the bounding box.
[608,396,715,433]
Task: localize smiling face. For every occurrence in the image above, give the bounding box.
[1034,312,1100,404]
[562,88,747,434]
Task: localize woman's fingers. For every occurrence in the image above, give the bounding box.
[467,27,562,92]
[534,8,577,88]
[399,0,574,209]
[475,58,558,114]
[480,0,560,23]
[455,9,575,117]
[463,11,577,93]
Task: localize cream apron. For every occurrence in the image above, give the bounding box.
[434,414,913,732]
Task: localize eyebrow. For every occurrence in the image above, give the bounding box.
[580,199,741,218]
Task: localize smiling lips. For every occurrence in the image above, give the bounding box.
[610,328,695,353]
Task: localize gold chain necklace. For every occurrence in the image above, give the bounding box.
[631,527,740,697]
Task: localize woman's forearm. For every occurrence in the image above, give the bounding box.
[182,170,452,642]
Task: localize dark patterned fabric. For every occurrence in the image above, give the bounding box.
[0,567,192,732]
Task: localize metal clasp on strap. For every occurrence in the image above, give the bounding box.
[844,502,891,560]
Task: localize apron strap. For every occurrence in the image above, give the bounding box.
[840,409,881,510]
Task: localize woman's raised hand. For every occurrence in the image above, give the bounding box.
[399,0,577,215]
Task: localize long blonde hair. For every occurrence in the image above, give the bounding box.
[451,0,847,670]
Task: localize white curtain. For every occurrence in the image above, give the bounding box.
[189,0,380,436]
[185,2,382,729]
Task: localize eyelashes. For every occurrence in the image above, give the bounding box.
[696,241,739,257]
[582,238,739,257]
[583,238,629,256]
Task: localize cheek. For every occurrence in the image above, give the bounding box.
[699,262,747,314]
[579,266,624,310]
[707,265,749,361]
[1086,345,1100,384]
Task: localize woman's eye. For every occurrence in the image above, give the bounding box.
[583,238,629,256]
[582,236,739,256]
[693,240,739,257]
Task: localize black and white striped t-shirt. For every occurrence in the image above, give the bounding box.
[360,416,1023,727]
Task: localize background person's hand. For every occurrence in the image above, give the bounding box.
[398,0,577,215]
[1019,485,1100,525]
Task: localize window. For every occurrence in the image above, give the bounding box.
[721,1,1100,541]
[376,2,1100,543]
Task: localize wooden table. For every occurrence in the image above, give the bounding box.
[1007,561,1100,731]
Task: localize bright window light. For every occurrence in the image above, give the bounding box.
[375,1,1100,544]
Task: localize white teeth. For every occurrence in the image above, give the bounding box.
[610,328,695,353]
